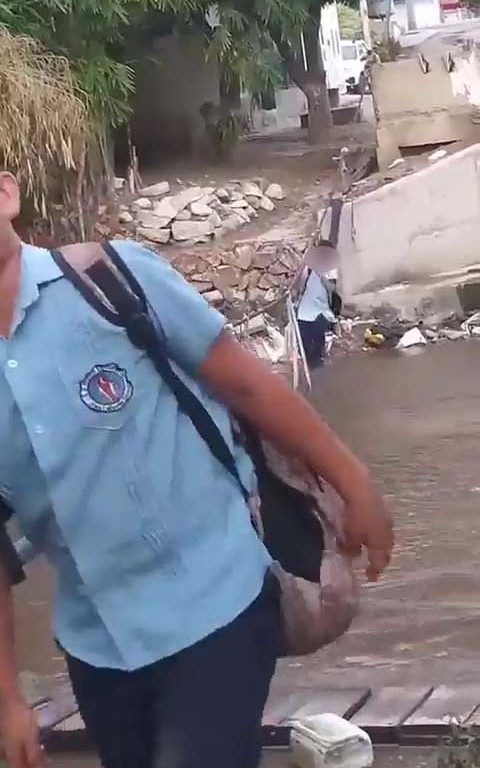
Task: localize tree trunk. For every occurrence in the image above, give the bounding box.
[301,15,333,143]
[270,5,332,143]
[304,80,333,142]
[219,71,241,113]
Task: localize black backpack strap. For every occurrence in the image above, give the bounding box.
[0,498,25,585]
[50,242,250,504]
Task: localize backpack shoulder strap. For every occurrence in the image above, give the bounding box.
[51,241,147,327]
[51,241,250,504]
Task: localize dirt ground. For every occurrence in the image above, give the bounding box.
[135,111,376,249]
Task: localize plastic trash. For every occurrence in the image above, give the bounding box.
[396,327,427,349]
[290,713,374,768]
[364,328,385,348]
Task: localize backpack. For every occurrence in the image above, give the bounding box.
[51,241,357,656]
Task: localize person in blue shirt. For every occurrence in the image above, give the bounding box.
[0,172,392,768]
[296,268,341,369]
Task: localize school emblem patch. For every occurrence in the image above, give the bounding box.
[79,364,133,413]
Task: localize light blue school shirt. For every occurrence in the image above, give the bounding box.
[0,241,270,670]
[297,271,335,323]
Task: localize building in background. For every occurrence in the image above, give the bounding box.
[250,3,346,134]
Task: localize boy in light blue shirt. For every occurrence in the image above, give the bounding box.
[0,173,392,768]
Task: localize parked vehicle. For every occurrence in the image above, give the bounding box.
[341,39,368,93]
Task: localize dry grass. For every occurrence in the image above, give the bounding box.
[0,27,90,221]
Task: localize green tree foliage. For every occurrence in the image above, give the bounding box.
[207,0,333,142]
[0,0,206,127]
[337,2,362,39]
[0,0,338,146]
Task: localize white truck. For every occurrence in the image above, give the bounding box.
[341,39,369,93]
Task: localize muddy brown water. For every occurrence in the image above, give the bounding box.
[12,340,480,752]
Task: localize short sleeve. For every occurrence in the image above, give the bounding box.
[111,240,225,375]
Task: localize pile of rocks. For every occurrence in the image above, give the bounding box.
[118,179,286,246]
[168,239,304,319]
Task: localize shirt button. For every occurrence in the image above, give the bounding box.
[7,359,18,369]
[34,425,45,435]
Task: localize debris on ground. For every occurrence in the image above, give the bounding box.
[396,328,428,350]
[364,328,386,348]
[109,177,287,246]
[324,311,479,365]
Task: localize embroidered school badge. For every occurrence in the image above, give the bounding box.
[79,364,133,413]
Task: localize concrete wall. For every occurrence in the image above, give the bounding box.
[131,33,219,160]
[337,145,480,298]
[392,0,442,31]
[371,55,480,167]
[373,58,467,121]
[320,2,345,92]
[451,51,480,106]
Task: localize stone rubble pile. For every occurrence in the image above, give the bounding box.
[167,239,304,320]
[117,179,286,246]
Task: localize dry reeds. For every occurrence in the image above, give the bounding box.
[0,26,94,230]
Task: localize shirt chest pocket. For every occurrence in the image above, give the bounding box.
[56,319,150,431]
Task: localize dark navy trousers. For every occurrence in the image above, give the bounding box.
[66,579,281,768]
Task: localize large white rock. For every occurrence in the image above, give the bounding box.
[132,197,153,209]
[141,181,170,197]
[246,196,261,210]
[169,187,204,213]
[119,210,134,224]
[137,227,171,244]
[175,209,192,221]
[137,210,173,229]
[229,199,249,210]
[171,219,214,242]
[233,244,254,270]
[265,183,285,200]
[191,202,214,217]
[208,210,222,229]
[153,198,178,224]
[241,181,263,198]
[216,188,230,202]
[260,196,275,212]
[236,209,251,223]
[220,213,247,233]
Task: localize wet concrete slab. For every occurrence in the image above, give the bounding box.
[261,746,438,768]
[271,341,480,694]
[42,745,439,768]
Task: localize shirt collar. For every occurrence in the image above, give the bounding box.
[17,243,63,312]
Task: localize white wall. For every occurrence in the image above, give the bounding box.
[320,3,345,91]
[337,145,480,298]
